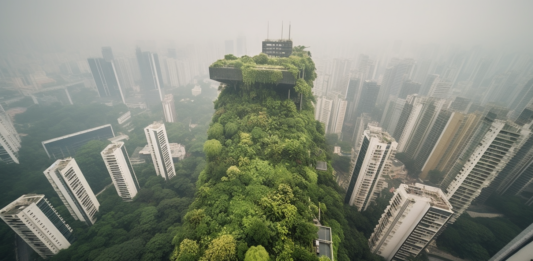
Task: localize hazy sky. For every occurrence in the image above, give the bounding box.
[1,0,532,52]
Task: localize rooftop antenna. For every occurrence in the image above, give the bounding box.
[281,21,283,39]
[289,22,291,40]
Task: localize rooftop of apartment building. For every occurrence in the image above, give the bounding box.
[403,183,452,211]
[1,194,43,215]
[102,142,123,155]
[368,125,395,144]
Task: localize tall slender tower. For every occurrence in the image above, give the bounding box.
[443,117,529,222]
[162,94,177,123]
[369,184,453,261]
[43,158,100,225]
[144,122,176,180]
[101,142,140,201]
[136,48,164,104]
[0,104,21,164]
[0,194,75,259]
[87,58,126,103]
[345,126,397,211]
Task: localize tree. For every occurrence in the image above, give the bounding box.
[201,235,237,261]
[203,139,222,158]
[244,245,269,261]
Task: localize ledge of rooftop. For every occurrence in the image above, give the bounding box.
[209,66,297,86]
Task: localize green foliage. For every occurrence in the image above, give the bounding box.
[225,54,239,60]
[210,48,317,86]
[203,139,222,158]
[244,246,269,261]
[394,153,420,178]
[173,51,377,261]
[252,53,269,65]
[201,235,237,261]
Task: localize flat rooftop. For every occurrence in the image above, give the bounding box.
[403,183,452,211]
[102,142,123,155]
[0,194,44,215]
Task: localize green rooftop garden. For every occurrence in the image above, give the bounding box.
[210,46,316,87]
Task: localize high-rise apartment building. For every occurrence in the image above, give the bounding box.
[315,96,333,131]
[162,94,177,123]
[395,95,446,152]
[101,46,114,61]
[87,58,126,103]
[101,142,140,201]
[144,122,176,180]
[43,158,100,225]
[509,78,533,119]
[377,59,414,105]
[380,97,406,135]
[354,81,380,117]
[0,194,75,259]
[160,57,180,88]
[428,80,452,99]
[448,96,471,113]
[328,97,347,135]
[398,80,421,99]
[136,48,164,103]
[113,57,136,92]
[345,126,397,211]
[413,110,453,172]
[419,74,439,96]
[351,114,372,153]
[0,104,21,164]
[443,117,529,222]
[369,184,453,261]
[421,112,482,178]
[331,59,352,95]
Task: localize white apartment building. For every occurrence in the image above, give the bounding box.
[345,126,397,211]
[43,158,100,225]
[101,142,140,201]
[144,122,176,180]
[162,94,177,123]
[0,194,74,259]
[369,184,453,261]
[315,96,333,132]
[329,98,347,134]
[0,105,21,164]
[444,119,529,222]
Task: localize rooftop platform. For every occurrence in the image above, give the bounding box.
[209,67,297,86]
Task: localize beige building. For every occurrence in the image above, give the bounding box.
[420,112,482,179]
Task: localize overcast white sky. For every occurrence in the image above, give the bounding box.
[1,0,532,53]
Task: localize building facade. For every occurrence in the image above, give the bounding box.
[0,194,75,259]
[87,58,126,103]
[144,122,176,180]
[101,142,140,201]
[369,184,453,261]
[0,104,21,164]
[443,118,529,222]
[345,126,397,211]
[162,94,177,123]
[43,158,100,225]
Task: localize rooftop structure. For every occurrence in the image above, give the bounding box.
[315,225,334,260]
[369,184,453,261]
[262,39,293,57]
[41,124,115,159]
[0,194,75,259]
[169,143,186,160]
